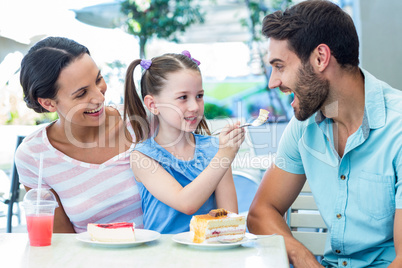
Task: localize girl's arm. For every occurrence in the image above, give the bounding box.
[23,186,76,233]
[214,167,238,213]
[131,124,244,215]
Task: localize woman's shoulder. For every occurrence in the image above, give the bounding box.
[106,104,136,138]
[15,125,49,168]
[106,104,123,118]
[17,125,48,151]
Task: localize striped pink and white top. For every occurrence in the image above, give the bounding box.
[15,108,143,233]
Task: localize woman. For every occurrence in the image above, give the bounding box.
[15,36,144,233]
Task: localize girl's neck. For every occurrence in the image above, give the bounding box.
[154,129,196,161]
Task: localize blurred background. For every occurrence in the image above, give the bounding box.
[1,0,401,128]
[1,0,401,231]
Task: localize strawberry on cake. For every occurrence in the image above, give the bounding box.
[189,209,246,243]
[87,222,135,242]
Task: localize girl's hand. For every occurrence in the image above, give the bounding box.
[218,122,245,160]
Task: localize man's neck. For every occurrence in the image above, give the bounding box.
[322,67,365,134]
[321,67,365,157]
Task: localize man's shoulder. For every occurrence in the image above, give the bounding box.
[363,69,402,115]
[383,86,402,115]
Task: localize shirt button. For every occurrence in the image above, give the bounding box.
[343,261,348,266]
[336,213,342,219]
[335,249,341,254]
[340,175,346,180]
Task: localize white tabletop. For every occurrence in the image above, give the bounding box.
[0,233,289,268]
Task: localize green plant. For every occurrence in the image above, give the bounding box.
[35,112,59,125]
[121,0,205,58]
[204,103,232,119]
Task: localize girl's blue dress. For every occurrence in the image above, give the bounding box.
[134,133,219,234]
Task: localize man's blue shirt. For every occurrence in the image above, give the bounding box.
[276,69,402,267]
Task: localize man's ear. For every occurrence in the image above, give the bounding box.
[143,95,159,115]
[37,98,57,112]
[312,44,331,72]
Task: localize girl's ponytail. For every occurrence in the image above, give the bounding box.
[124,59,149,143]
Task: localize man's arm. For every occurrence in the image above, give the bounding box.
[247,164,323,267]
[389,209,402,267]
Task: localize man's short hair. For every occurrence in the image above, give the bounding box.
[262,0,359,67]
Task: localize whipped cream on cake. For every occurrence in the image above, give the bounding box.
[87,222,135,242]
[190,209,246,243]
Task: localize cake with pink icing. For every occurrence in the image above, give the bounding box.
[87,222,135,242]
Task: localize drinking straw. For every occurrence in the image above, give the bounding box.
[36,153,44,215]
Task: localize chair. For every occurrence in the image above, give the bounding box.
[2,135,26,233]
[246,121,288,156]
[286,181,327,257]
[232,170,260,216]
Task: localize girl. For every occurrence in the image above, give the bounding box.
[124,51,245,234]
[16,37,144,233]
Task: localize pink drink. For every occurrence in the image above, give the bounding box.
[26,214,54,246]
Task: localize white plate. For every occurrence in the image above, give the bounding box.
[172,232,257,249]
[76,229,161,247]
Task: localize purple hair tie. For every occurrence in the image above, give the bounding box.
[182,50,200,66]
[140,59,152,70]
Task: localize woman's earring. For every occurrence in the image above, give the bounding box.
[152,108,159,115]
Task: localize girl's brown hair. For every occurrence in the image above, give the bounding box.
[123,53,210,143]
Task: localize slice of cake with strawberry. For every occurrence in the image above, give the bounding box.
[87,222,135,242]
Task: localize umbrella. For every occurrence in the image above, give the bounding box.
[72,0,252,43]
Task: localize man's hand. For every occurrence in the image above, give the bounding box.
[285,237,324,267]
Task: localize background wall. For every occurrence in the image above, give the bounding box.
[359,0,402,90]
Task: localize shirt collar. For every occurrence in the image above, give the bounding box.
[315,110,326,125]
[314,68,385,130]
[361,68,386,129]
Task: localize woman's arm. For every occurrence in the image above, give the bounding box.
[23,186,75,233]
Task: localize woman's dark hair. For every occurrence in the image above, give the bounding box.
[124,53,210,143]
[262,0,359,68]
[20,36,90,113]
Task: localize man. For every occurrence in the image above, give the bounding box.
[247,1,402,267]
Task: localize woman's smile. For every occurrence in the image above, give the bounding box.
[84,104,104,117]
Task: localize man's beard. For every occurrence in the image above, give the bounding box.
[293,62,330,121]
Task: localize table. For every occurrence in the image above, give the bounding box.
[0,233,289,268]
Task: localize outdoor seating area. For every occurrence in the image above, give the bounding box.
[1,0,402,267]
